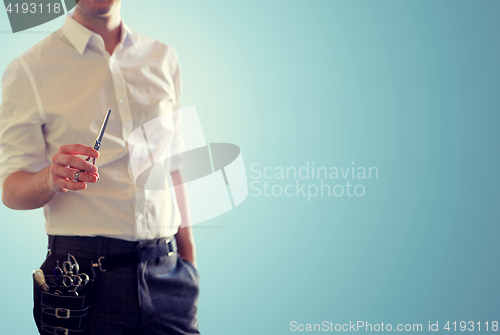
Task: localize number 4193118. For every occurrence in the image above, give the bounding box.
[5,2,61,14]
[444,321,499,332]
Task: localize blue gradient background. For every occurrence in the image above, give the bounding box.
[1,0,499,334]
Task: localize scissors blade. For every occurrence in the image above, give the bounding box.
[93,108,111,151]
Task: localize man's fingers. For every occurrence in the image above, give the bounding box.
[55,154,98,174]
[54,166,98,183]
[74,170,99,183]
[49,143,100,193]
[52,176,87,191]
[58,144,99,158]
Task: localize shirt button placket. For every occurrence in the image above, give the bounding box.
[109,56,145,238]
[109,57,133,140]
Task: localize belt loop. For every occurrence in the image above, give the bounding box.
[95,236,104,259]
[47,235,56,256]
[171,236,177,254]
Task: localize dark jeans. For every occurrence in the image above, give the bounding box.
[35,235,200,335]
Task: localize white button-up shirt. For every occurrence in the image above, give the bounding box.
[0,14,183,241]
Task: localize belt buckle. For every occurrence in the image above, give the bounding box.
[55,308,70,319]
[55,327,69,335]
[165,239,174,256]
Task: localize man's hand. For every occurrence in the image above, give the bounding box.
[2,143,100,210]
[49,144,100,192]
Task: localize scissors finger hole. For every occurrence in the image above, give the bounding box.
[63,261,73,274]
[62,276,73,287]
[73,276,82,286]
[54,267,64,280]
[80,273,89,286]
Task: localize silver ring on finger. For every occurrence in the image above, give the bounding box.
[75,170,83,182]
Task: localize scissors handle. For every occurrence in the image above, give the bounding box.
[74,108,110,183]
[85,156,96,165]
[93,140,102,151]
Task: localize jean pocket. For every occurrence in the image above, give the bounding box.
[179,256,200,281]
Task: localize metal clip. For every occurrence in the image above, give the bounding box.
[92,256,107,272]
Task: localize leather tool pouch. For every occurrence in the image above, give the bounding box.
[34,255,95,335]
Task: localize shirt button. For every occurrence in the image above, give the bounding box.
[119,99,124,105]
[137,214,144,221]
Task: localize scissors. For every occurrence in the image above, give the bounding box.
[58,254,90,295]
[75,108,111,182]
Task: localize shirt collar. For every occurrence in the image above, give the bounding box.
[120,22,135,50]
[61,13,135,55]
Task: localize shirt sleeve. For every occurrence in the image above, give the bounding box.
[168,48,184,172]
[0,58,49,188]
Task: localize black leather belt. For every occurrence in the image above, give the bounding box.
[93,238,175,272]
[48,235,176,272]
